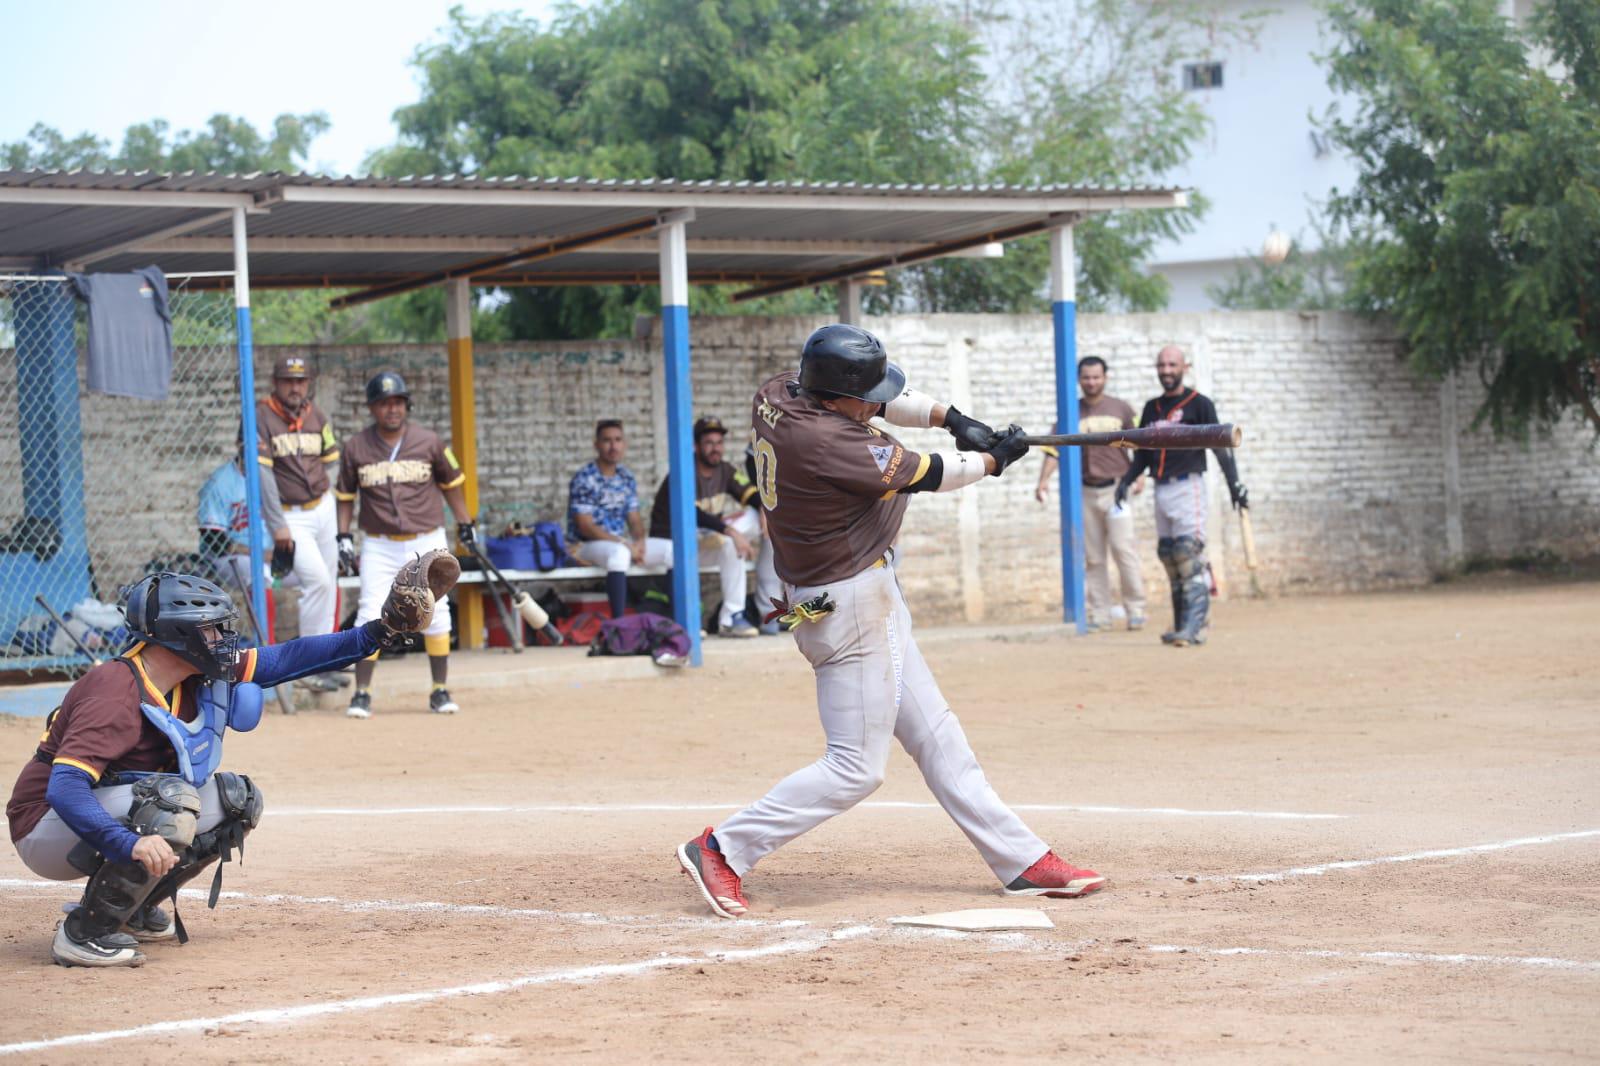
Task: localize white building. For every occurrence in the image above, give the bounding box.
[1149,0,1538,311]
[1146,0,1357,310]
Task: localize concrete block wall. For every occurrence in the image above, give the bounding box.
[186,310,1600,624]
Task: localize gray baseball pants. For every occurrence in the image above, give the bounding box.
[713,553,1049,884]
[15,776,233,881]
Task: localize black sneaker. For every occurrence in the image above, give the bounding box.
[53,919,144,967]
[429,688,459,714]
[347,690,373,719]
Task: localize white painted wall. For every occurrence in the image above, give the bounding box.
[1148,0,1358,310]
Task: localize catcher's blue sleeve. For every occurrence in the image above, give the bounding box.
[46,765,140,864]
[250,622,383,688]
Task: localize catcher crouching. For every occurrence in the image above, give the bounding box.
[3,551,458,968]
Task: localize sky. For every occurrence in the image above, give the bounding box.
[0,0,562,176]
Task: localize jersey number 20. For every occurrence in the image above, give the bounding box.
[753,437,779,510]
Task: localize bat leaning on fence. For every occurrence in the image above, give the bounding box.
[1020,423,1242,450]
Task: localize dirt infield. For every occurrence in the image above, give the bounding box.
[1,575,1595,1062]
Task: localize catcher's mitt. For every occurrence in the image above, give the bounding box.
[381,550,462,634]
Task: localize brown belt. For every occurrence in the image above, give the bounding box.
[284,499,323,511]
[1083,477,1116,489]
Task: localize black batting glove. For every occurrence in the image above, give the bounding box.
[986,424,1030,476]
[457,520,478,547]
[943,405,1001,452]
[1230,482,1249,511]
[270,541,296,580]
[337,533,358,576]
[1114,480,1131,508]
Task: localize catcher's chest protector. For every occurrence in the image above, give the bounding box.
[120,657,231,787]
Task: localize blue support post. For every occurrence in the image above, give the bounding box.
[659,219,702,665]
[232,208,269,635]
[6,281,91,638]
[1050,225,1086,633]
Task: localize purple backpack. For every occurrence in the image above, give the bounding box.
[587,614,692,667]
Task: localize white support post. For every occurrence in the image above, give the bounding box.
[836,278,864,324]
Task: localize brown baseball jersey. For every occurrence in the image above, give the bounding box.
[6,645,260,843]
[335,424,465,536]
[648,460,759,538]
[750,371,930,587]
[256,397,339,505]
[1045,395,1138,484]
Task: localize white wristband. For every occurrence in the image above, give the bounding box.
[883,387,937,429]
[934,450,987,492]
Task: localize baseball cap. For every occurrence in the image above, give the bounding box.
[273,355,311,379]
[693,416,728,442]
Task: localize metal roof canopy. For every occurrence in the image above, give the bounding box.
[0,170,1186,299]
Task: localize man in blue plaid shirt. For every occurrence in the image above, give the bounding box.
[567,420,670,618]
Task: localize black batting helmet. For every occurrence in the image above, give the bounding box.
[122,572,240,681]
[798,324,905,403]
[365,370,411,407]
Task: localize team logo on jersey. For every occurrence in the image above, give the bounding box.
[758,399,784,428]
[868,443,895,473]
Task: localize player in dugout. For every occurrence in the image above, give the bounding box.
[5,554,456,968]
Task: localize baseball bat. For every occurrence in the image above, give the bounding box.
[34,594,102,666]
[464,539,563,646]
[1238,507,1263,598]
[463,542,524,653]
[1021,423,1241,450]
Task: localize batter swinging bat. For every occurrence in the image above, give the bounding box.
[1021,423,1242,450]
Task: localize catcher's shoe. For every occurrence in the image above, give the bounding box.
[124,903,175,942]
[53,920,144,968]
[429,688,459,714]
[677,827,747,918]
[1003,851,1106,898]
[346,690,372,719]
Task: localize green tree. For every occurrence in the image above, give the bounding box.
[1323,0,1600,435]
[1206,212,1364,311]
[2,113,330,173]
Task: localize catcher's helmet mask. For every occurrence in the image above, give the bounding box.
[799,324,906,404]
[365,370,412,410]
[122,572,241,681]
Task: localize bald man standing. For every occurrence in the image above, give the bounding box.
[1115,345,1246,647]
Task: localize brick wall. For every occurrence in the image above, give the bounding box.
[19,310,1587,623]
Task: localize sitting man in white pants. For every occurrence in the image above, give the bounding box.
[255,354,344,690]
[645,416,764,638]
[335,371,476,718]
[567,419,667,619]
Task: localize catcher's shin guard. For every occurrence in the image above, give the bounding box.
[145,771,265,944]
[64,776,202,945]
[1156,538,1182,641]
[1169,536,1210,644]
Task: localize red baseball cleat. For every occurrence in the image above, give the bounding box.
[1003,850,1107,898]
[677,827,748,918]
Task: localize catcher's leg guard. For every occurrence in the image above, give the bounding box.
[1156,538,1182,643]
[144,771,264,944]
[1169,536,1210,645]
[62,776,201,950]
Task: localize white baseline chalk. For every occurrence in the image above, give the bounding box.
[272,801,1345,821]
[1213,829,1600,882]
[0,878,803,930]
[1150,944,1600,973]
[0,933,837,1057]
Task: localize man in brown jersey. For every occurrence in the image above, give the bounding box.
[257,354,344,687]
[335,371,475,718]
[675,324,1106,918]
[646,415,770,638]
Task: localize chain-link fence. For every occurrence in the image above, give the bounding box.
[0,275,241,677]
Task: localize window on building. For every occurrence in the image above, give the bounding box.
[1184,62,1224,90]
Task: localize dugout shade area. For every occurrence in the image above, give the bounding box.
[0,170,1185,669]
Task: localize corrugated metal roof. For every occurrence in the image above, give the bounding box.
[0,168,1187,293]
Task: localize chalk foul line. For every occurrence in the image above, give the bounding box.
[0,932,841,1057]
[1150,944,1600,973]
[1211,828,1600,882]
[270,801,1346,821]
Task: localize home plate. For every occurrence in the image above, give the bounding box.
[889,908,1054,932]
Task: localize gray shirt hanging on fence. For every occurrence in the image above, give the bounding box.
[67,266,173,401]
